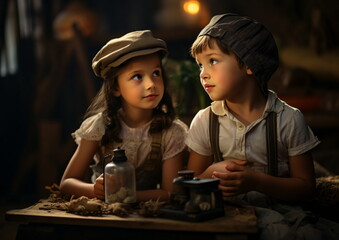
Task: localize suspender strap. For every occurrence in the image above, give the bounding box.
[143,131,163,171]
[209,108,223,162]
[103,143,114,173]
[266,111,278,176]
[209,108,278,176]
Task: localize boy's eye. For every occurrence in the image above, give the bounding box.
[210,59,218,65]
[153,70,161,77]
[131,74,142,81]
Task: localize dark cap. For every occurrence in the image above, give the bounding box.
[92,30,168,79]
[198,13,279,95]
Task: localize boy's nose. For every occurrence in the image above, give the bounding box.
[200,67,210,80]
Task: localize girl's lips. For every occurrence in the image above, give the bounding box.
[143,94,158,100]
[204,84,215,92]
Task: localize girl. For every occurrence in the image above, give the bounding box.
[60,30,187,202]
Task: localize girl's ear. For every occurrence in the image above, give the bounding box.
[246,66,253,75]
[112,87,121,97]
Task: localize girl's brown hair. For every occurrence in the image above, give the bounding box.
[84,53,175,146]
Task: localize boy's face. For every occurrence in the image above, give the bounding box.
[114,53,164,111]
[195,43,251,101]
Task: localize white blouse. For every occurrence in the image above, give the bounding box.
[72,112,188,170]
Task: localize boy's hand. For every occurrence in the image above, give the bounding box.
[205,159,247,176]
[212,160,256,197]
[93,174,105,200]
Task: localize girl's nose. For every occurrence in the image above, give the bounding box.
[145,76,156,89]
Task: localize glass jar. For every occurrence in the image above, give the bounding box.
[104,148,136,204]
[184,188,212,213]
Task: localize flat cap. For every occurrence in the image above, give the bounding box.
[199,13,279,95]
[92,30,167,79]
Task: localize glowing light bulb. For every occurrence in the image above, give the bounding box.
[183,0,200,15]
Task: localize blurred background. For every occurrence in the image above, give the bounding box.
[1,0,339,223]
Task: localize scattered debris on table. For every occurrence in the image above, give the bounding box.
[138,198,166,217]
[40,184,164,217]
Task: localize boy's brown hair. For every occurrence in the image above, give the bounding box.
[191,35,244,69]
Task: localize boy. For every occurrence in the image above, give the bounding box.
[186,13,320,202]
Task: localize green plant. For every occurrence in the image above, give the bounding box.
[165,59,210,117]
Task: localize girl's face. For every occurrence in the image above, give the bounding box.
[114,53,164,111]
[195,43,252,101]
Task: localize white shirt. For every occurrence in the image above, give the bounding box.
[185,90,320,177]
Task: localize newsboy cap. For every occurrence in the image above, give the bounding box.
[198,13,279,95]
[92,30,167,79]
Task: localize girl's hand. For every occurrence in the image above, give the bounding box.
[93,174,105,200]
[212,160,256,197]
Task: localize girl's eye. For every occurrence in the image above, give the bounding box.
[153,70,161,77]
[210,59,218,65]
[131,74,142,81]
[198,63,202,70]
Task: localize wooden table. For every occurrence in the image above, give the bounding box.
[6,200,257,240]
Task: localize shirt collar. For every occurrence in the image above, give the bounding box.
[210,100,228,116]
[211,90,284,117]
[264,90,284,115]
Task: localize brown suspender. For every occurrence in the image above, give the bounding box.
[209,108,278,176]
[266,111,278,176]
[143,131,163,171]
[209,109,223,163]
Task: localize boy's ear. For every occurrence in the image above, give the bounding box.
[246,66,253,76]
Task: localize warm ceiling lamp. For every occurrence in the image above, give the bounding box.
[183,0,200,15]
